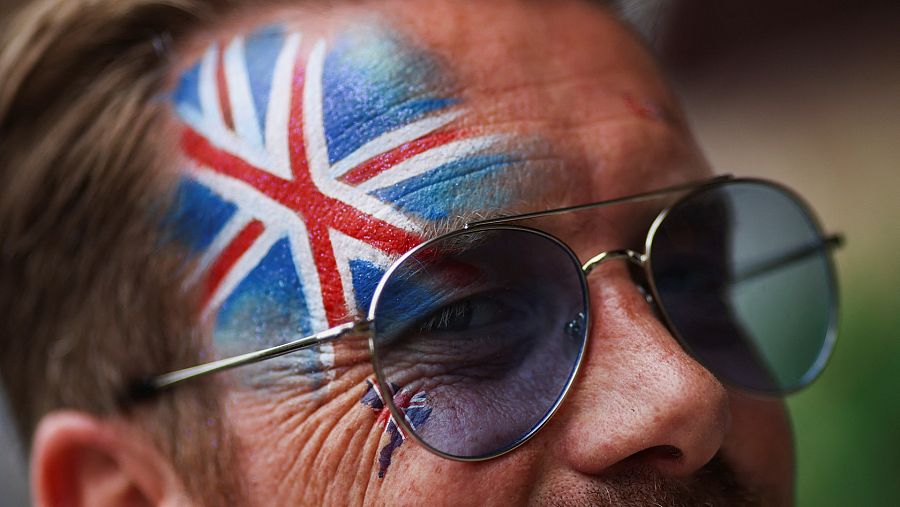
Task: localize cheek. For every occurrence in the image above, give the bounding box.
[225,340,387,504]
[722,390,794,505]
[376,445,546,506]
[375,327,577,460]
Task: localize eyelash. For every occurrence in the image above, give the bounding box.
[418,299,475,333]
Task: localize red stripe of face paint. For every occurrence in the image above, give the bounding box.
[216,47,235,130]
[340,129,467,185]
[203,219,265,308]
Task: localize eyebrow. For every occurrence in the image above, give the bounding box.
[424,209,500,238]
[424,201,536,238]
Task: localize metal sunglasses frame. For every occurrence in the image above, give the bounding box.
[141,174,842,461]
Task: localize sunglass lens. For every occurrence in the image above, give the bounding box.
[370,228,588,459]
[650,181,837,394]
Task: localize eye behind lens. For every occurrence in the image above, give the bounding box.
[370,226,589,460]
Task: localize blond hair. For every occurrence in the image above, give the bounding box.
[0,0,244,501]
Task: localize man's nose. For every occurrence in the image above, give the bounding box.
[552,262,730,477]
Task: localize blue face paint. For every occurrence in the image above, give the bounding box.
[371,152,518,220]
[322,25,458,164]
[349,259,386,313]
[242,25,285,136]
[172,62,203,118]
[168,178,238,252]
[214,239,314,349]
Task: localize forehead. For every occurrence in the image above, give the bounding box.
[166,0,708,351]
[172,0,703,195]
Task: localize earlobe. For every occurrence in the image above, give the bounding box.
[31,411,184,507]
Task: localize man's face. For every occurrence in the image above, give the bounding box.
[169,0,794,504]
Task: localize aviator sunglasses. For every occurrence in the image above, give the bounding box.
[140,175,842,461]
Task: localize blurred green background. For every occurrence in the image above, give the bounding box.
[0,1,897,506]
[665,1,900,504]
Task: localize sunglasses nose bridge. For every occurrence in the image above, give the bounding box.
[581,249,647,276]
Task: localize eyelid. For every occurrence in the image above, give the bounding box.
[375,279,471,334]
[424,286,539,333]
[384,259,487,310]
[376,282,523,348]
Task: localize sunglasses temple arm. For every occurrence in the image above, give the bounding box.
[467,175,734,227]
[732,233,844,284]
[135,319,374,396]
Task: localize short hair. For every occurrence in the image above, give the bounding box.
[0,0,243,501]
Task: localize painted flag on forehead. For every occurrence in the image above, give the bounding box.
[169,24,517,339]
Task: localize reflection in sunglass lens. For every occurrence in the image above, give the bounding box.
[650,181,836,393]
[371,228,588,459]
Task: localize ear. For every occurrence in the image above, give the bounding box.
[31,411,186,507]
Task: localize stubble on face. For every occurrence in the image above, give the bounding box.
[532,456,761,507]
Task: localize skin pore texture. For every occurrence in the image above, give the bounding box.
[167,0,794,505]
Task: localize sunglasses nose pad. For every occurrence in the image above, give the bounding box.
[624,261,657,307]
[565,312,587,340]
[635,283,655,306]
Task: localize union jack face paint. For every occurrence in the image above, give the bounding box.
[169,21,533,475]
[170,23,524,349]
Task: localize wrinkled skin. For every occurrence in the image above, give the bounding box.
[177,1,795,505]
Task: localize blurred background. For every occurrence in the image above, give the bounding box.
[660,1,899,504]
[0,0,897,505]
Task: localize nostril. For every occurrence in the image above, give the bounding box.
[622,445,685,469]
[660,445,683,459]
